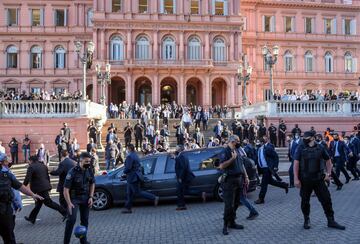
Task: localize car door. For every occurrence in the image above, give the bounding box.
[111,167,127,203]
[138,156,157,194]
[185,148,223,193]
[151,154,178,197]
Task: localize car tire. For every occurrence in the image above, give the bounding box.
[93,189,112,211]
[214,183,224,202]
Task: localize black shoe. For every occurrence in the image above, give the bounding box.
[285,184,289,194]
[246,212,259,220]
[24,216,35,224]
[336,185,343,191]
[222,226,229,235]
[327,218,345,230]
[254,199,264,204]
[228,222,244,230]
[176,206,187,211]
[353,177,360,181]
[345,178,351,184]
[303,217,311,230]
[121,209,132,214]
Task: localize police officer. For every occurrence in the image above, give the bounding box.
[219,135,246,235]
[0,153,43,244]
[294,131,345,230]
[268,123,277,146]
[278,120,287,147]
[63,152,95,244]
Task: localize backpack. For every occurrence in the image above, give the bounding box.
[0,171,14,214]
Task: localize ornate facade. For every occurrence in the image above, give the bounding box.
[0,0,359,107]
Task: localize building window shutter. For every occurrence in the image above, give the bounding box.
[160,0,164,13]
[270,16,275,32]
[331,18,336,34]
[352,58,357,72]
[40,9,44,26]
[64,9,68,26]
[342,19,345,34]
[224,0,228,16]
[311,18,315,33]
[173,0,176,14]
[350,19,356,35]
[211,0,215,15]
[262,16,265,32]
[243,16,247,31]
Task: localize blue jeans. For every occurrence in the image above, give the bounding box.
[22,149,30,163]
[125,182,156,210]
[64,202,89,244]
[106,159,115,170]
[288,161,294,186]
[240,194,257,214]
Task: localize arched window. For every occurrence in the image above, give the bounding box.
[109,36,125,61]
[305,51,314,72]
[87,8,93,27]
[6,45,18,68]
[135,35,150,60]
[188,36,201,60]
[213,37,226,62]
[284,50,294,72]
[30,45,42,69]
[54,46,66,69]
[344,52,356,73]
[325,51,333,73]
[162,36,176,60]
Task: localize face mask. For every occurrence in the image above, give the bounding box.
[83,164,91,169]
[344,140,349,144]
[235,143,241,149]
[315,139,321,143]
[334,138,339,141]
[295,135,299,139]
[303,138,311,145]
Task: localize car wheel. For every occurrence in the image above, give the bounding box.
[93,189,111,211]
[214,183,224,202]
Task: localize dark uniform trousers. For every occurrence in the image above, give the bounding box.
[59,190,67,210]
[135,136,143,150]
[259,168,288,200]
[176,181,201,207]
[333,157,351,181]
[125,136,132,147]
[0,206,16,244]
[300,179,334,218]
[124,182,156,210]
[278,133,286,148]
[28,190,67,222]
[222,176,242,224]
[270,134,277,147]
[64,200,89,244]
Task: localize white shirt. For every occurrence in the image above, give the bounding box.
[0,145,5,154]
[258,146,268,168]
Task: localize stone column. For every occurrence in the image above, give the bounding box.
[100,30,105,60]
[205,32,210,60]
[153,31,158,60]
[204,74,211,107]
[92,74,98,103]
[230,33,235,61]
[127,30,132,61]
[179,75,185,105]
[179,31,184,61]
[152,74,159,105]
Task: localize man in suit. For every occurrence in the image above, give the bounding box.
[175,145,206,211]
[24,156,67,224]
[268,123,277,146]
[193,127,205,148]
[134,120,144,151]
[329,133,351,183]
[213,121,223,141]
[344,136,360,180]
[124,122,133,147]
[55,130,67,162]
[287,134,299,188]
[278,120,287,147]
[86,138,97,153]
[121,144,159,214]
[62,123,71,150]
[36,144,50,166]
[50,150,77,209]
[106,128,117,144]
[255,136,289,204]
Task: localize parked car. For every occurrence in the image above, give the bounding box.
[93,147,258,210]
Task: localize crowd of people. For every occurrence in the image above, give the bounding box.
[273,90,360,101]
[0,89,83,101]
[108,101,231,120]
[1,115,360,243]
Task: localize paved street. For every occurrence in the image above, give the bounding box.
[12,177,360,244]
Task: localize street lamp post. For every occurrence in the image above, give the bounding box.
[95,63,111,105]
[75,41,95,100]
[262,45,279,100]
[236,64,253,106]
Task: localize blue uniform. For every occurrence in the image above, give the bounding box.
[63,165,95,244]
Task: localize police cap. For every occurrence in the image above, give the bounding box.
[79,152,92,160]
[303,131,315,138]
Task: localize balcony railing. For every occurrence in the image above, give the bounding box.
[0,100,107,119]
[238,100,360,118]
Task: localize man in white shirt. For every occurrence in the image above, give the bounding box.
[0,141,5,154]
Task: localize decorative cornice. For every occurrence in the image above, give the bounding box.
[241,0,360,10]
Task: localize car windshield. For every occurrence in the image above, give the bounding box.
[107,165,124,175]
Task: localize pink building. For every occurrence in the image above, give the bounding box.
[0,0,359,106]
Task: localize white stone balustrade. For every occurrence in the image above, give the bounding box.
[237,100,360,119]
[0,100,107,119]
